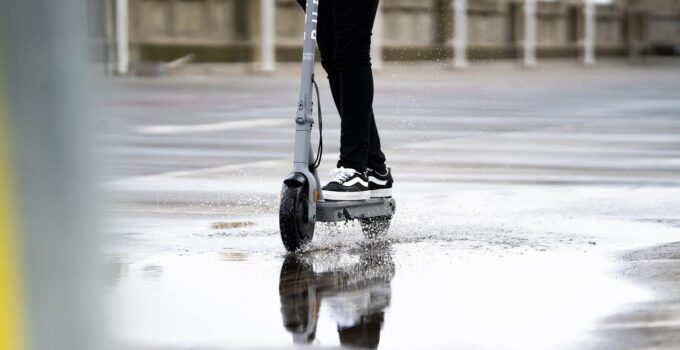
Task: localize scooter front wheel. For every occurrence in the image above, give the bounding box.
[279,184,315,252]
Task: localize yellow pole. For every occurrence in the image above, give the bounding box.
[0,57,26,350]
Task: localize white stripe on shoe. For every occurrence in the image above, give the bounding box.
[368,177,389,185]
[370,188,392,198]
[323,190,371,201]
[333,177,369,187]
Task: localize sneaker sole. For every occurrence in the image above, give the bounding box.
[323,190,371,201]
[370,188,392,198]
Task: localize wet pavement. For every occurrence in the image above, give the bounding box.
[99,61,680,349]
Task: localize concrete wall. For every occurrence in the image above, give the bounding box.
[129,0,255,62]
[123,0,680,64]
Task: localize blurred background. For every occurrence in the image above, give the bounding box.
[1,0,680,350]
[87,0,680,74]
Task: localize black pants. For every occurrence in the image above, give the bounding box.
[297,0,386,173]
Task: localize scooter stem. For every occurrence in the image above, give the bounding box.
[294,0,319,165]
[290,0,322,222]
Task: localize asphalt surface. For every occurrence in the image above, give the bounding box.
[99,60,680,349]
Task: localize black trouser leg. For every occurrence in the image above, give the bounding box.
[332,0,381,173]
[315,0,342,115]
[368,111,386,173]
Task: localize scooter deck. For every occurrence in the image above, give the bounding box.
[316,197,396,222]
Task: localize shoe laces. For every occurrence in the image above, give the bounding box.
[329,167,356,183]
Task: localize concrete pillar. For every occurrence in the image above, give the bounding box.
[584,1,596,65]
[453,0,468,68]
[260,0,276,72]
[372,0,384,70]
[115,0,129,74]
[104,0,117,74]
[523,0,537,67]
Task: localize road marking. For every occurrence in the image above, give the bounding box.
[105,160,286,191]
[136,118,288,135]
[599,319,680,330]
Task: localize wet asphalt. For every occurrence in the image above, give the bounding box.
[99,60,680,349]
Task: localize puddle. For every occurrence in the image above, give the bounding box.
[107,242,651,349]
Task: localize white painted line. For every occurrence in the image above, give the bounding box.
[107,160,285,184]
[136,118,288,135]
[599,319,680,330]
[103,160,287,193]
[146,160,285,178]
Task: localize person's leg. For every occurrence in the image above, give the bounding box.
[317,1,342,117]
[368,111,386,172]
[297,0,343,131]
[332,0,380,173]
[298,0,386,174]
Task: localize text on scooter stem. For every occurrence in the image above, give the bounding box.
[303,0,319,41]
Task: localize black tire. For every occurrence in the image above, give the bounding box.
[279,184,315,251]
[359,215,391,239]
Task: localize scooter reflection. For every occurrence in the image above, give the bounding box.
[278,244,395,349]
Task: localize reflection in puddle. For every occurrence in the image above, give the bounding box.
[142,264,163,280]
[279,244,395,349]
[221,252,248,261]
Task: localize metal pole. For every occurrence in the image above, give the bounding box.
[0,0,101,348]
[372,0,384,70]
[584,0,596,65]
[453,0,468,68]
[523,0,537,67]
[115,0,129,74]
[261,0,276,72]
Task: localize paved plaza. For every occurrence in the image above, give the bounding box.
[100,60,680,349]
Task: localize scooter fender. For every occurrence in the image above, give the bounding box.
[282,172,307,188]
[282,170,318,224]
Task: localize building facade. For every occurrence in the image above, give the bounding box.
[99,0,680,66]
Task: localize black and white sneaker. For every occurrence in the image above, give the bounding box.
[322,167,371,201]
[367,167,393,198]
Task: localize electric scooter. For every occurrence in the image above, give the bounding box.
[279,0,396,252]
